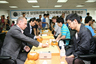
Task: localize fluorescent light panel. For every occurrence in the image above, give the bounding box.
[55,5,62,7]
[9,6,18,8]
[32,6,40,7]
[76,5,84,7]
[27,0,38,3]
[57,0,68,2]
[85,0,96,2]
[0,1,9,3]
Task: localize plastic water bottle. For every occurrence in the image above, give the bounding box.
[60,45,65,63]
[43,60,47,64]
[40,29,42,36]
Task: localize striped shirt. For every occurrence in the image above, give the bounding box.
[61,24,70,45]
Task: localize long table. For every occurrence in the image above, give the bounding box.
[24,29,67,64]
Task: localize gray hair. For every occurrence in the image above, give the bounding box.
[17,17,25,24]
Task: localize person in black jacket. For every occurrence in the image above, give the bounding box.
[24,18,41,48]
[65,13,95,64]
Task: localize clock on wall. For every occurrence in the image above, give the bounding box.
[13,12,18,17]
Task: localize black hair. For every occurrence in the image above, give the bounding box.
[2,15,5,19]
[87,13,89,16]
[43,14,46,16]
[79,16,82,20]
[57,17,64,24]
[46,14,49,16]
[66,13,81,23]
[92,19,95,22]
[22,13,25,15]
[36,19,41,22]
[7,16,9,18]
[39,15,42,16]
[85,16,92,23]
[12,21,15,24]
[29,18,36,23]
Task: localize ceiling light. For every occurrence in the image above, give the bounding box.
[9,6,18,8]
[0,1,9,3]
[27,0,38,3]
[57,0,68,3]
[85,0,96,2]
[76,5,84,7]
[32,6,40,7]
[54,5,62,7]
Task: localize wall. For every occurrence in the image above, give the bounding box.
[0,9,96,24]
[0,10,9,19]
[87,9,96,20]
[81,9,96,24]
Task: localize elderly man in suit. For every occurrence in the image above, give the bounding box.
[1,17,48,64]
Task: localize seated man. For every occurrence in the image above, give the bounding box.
[24,18,40,39]
[33,19,40,36]
[92,20,96,30]
[52,16,61,39]
[24,18,41,48]
[85,16,95,36]
[1,17,48,64]
[66,13,95,64]
[56,17,70,46]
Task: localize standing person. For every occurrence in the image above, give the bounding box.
[0,15,6,30]
[38,15,42,30]
[6,16,10,30]
[45,14,50,28]
[52,16,61,39]
[61,13,66,24]
[11,21,15,27]
[38,19,42,30]
[1,17,48,64]
[42,14,48,28]
[87,12,90,16]
[0,16,3,32]
[65,13,95,64]
[22,13,27,19]
[56,17,70,46]
[39,15,42,20]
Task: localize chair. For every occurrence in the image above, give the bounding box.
[58,29,76,50]
[0,33,17,64]
[0,32,6,52]
[73,37,96,64]
[0,32,6,43]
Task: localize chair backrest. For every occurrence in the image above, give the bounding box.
[69,29,76,38]
[69,29,76,45]
[0,32,6,43]
[93,37,96,53]
[0,32,6,54]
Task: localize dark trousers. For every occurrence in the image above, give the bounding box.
[66,48,85,64]
[16,52,27,64]
[66,57,85,64]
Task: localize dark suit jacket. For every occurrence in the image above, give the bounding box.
[24,23,34,39]
[1,25,39,60]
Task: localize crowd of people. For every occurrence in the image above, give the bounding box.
[0,12,96,64]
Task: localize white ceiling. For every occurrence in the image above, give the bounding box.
[0,0,96,10]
